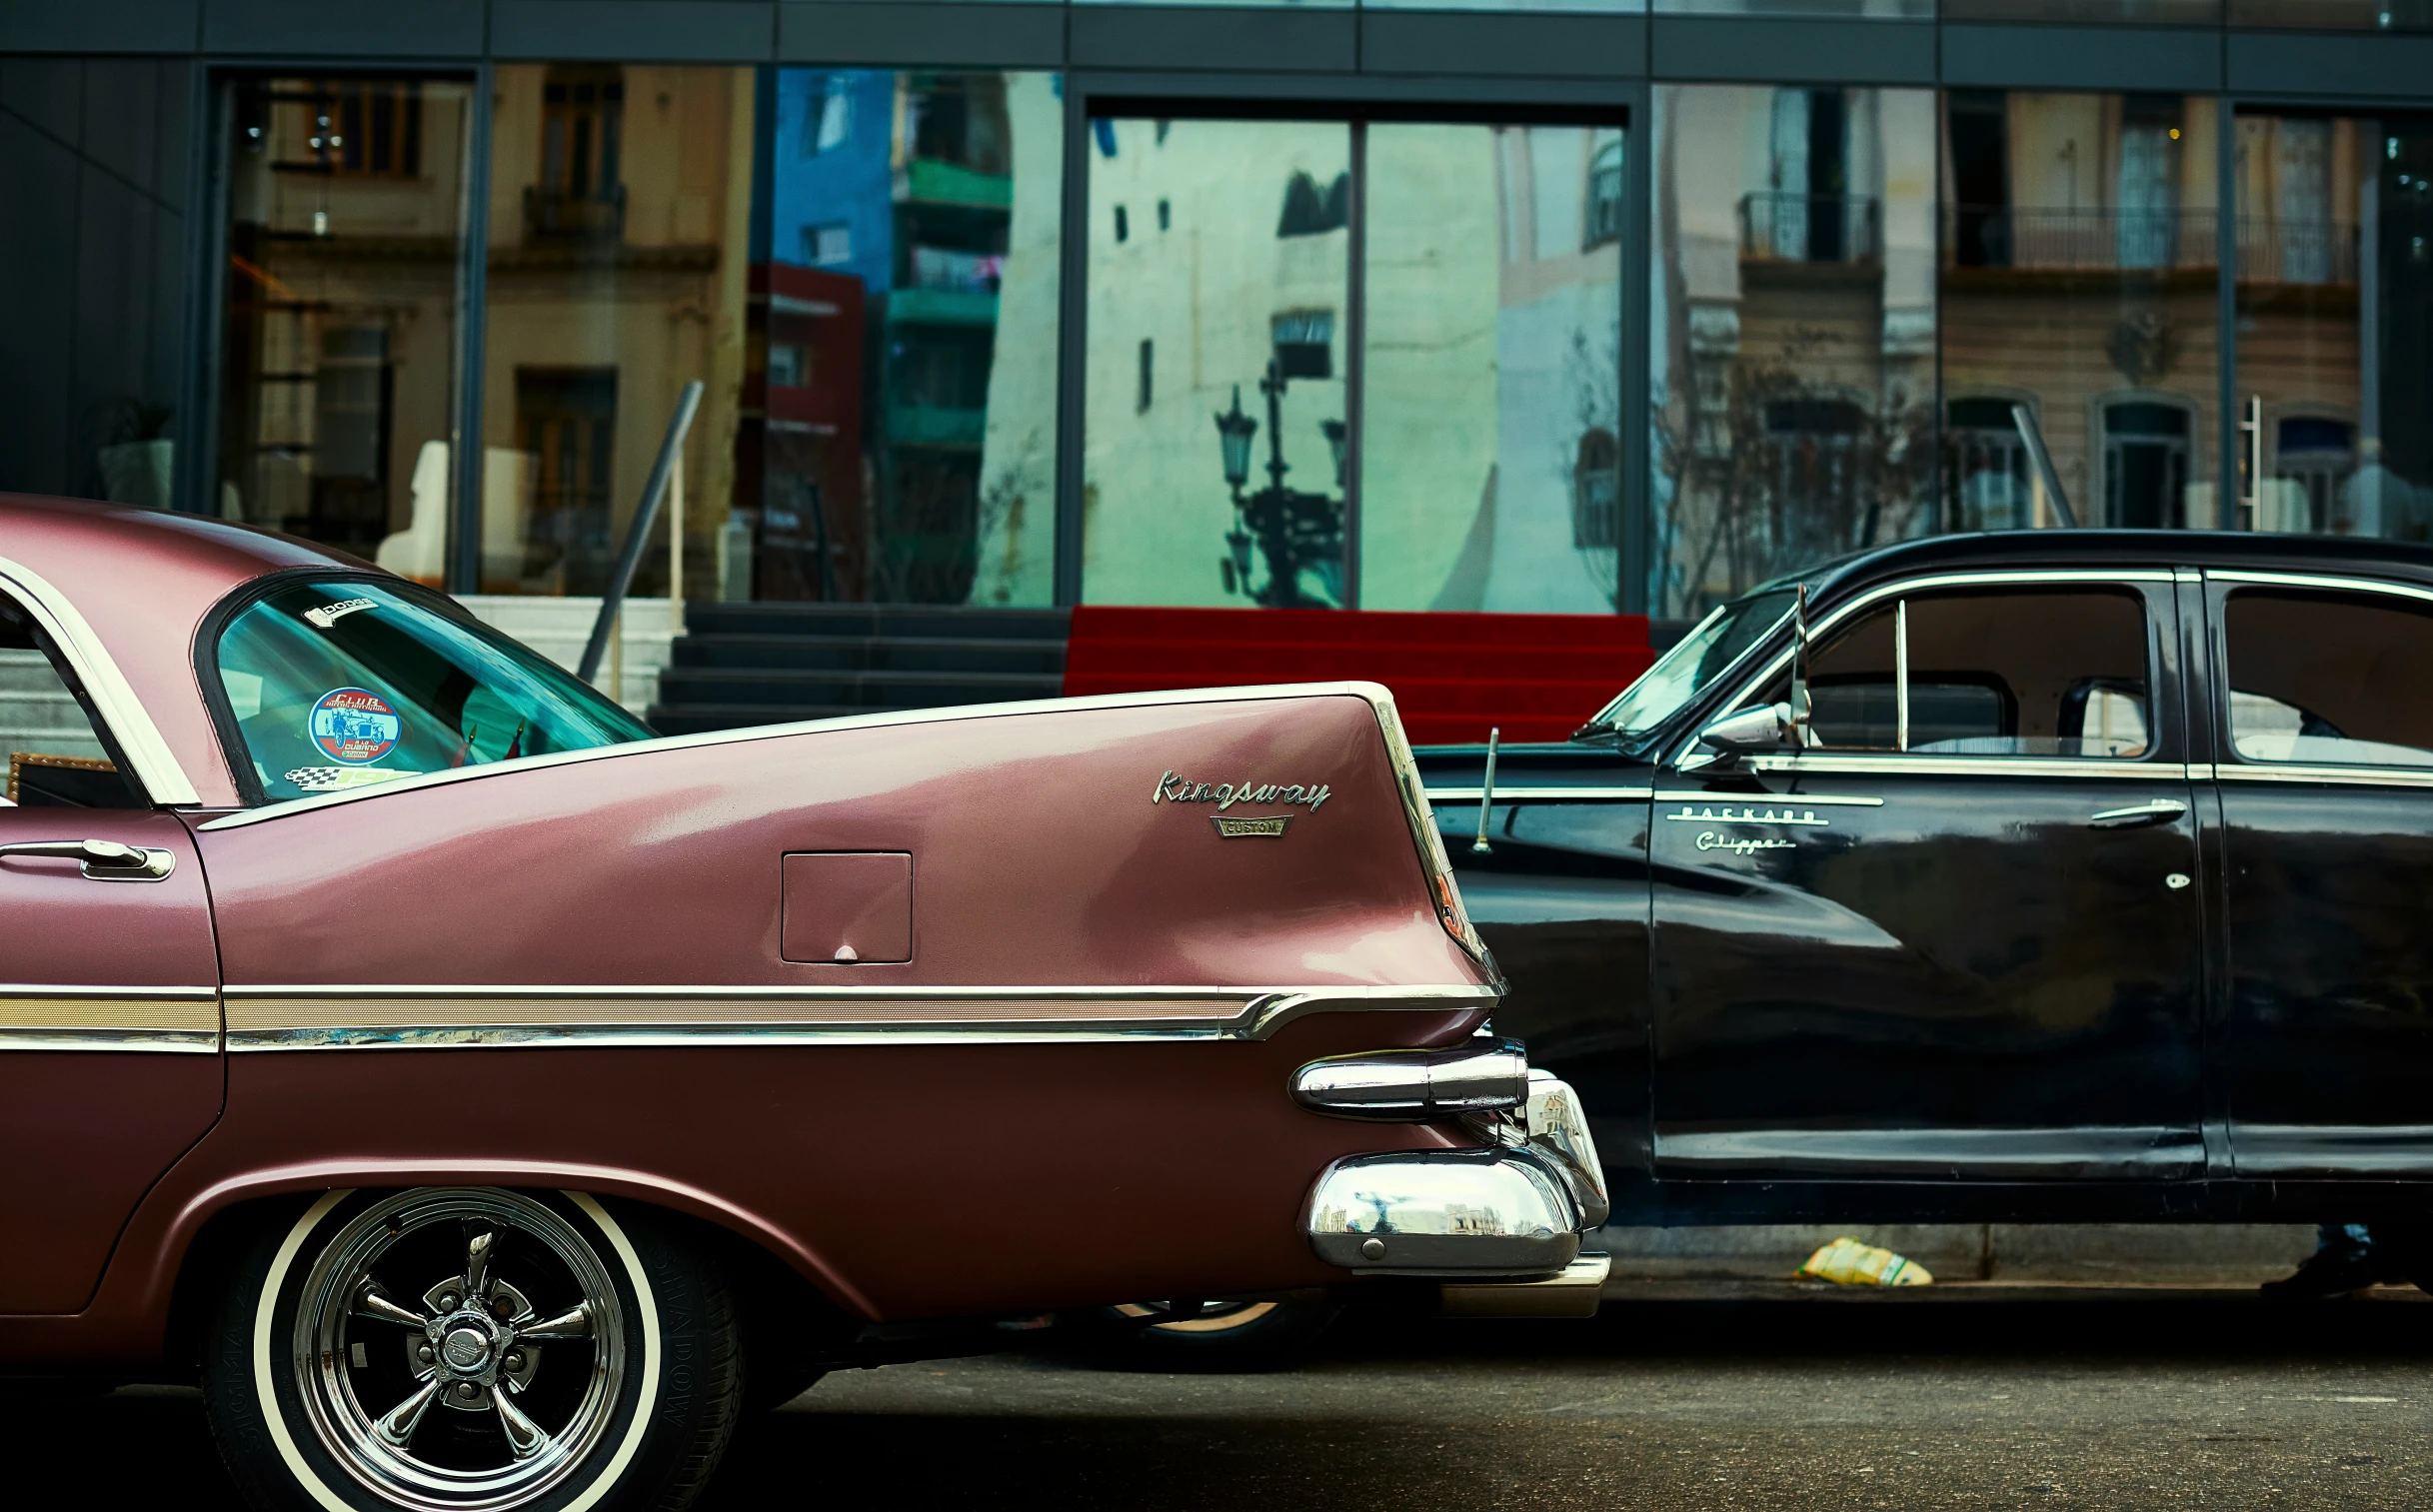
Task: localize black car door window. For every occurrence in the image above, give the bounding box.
[2224,591,2433,767]
[1764,588,2152,758]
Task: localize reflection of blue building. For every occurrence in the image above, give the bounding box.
[771,71,896,296]
[761,68,1016,602]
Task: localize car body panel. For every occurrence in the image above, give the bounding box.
[0,807,219,1312]
[0,493,1511,1373]
[1420,530,2433,1226]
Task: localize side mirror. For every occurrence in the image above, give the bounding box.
[1679,703,1798,772]
[1704,703,1799,753]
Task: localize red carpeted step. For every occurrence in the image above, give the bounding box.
[1072,605,1650,648]
[1402,714,1585,746]
[1065,640,1643,684]
[1061,606,1653,747]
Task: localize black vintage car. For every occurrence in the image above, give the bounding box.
[1423,529,2433,1231]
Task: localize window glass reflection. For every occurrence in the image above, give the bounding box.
[1941,92,2220,540]
[1648,85,1937,617]
[471,65,1060,607]
[1361,123,1624,611]
[1083,119,1351,607]
[2234,109,2433,541]
[214,76,473,560]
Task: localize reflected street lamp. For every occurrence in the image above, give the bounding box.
[1320,418,1347,490]
[1215,360,1346,609]
[1214,386,1257,499]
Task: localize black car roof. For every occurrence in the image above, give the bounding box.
[1796,529,2433,605]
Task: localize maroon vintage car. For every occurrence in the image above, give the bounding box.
[0,493,1605,1511]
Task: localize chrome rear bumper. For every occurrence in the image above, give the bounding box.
[1297,1046,1608,1285]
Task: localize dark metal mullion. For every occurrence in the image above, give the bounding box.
[2216,93,2239,531]
[1342,118,1366,612]
[1053,71,1093,608]
[182,66,231,518]
[450,60,495,594]
[1618,87,1651,616]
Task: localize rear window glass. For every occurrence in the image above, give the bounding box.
[213,580,652,803]
[2226,590,2433,767]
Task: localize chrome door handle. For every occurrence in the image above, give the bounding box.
[0,838,176,880]
[2087,799,2188,829]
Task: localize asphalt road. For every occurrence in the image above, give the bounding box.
[18,1287,2433,1510]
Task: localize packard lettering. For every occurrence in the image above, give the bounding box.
[1154,769,1331,812]
[1697,830,1795,855]
[1663,803,1828,827]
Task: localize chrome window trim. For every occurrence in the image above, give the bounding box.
[220,980,1498,1049]
[0,554,201,806]
[2207,570,2433,784]
[1424,786,1652,803]
[200,680,1406,831]
[2206,568,2433,607]
[1674,569,2179,771]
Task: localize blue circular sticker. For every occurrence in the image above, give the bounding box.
[309,687,402,765]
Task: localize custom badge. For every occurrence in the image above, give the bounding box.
[1153,768,1330,838]
[309,687,402,765]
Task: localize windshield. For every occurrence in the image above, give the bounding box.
[212,579,654,803]
[1586,588,1797,739]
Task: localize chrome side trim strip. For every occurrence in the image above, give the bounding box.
[0,554,202,806]
[0,983,219,1036]
[200,680,1402,832]
[1424,786,1652,803]
[0,1027,219,1052]
[220,981,1499,1049]
[1686,569,2177,769]
[1746,756,2189,780]
[1652,789,1884,806]
[2216,763,2433,790]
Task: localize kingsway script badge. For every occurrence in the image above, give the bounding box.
[1154,769,1330,838]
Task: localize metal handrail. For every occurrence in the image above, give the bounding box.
[577,380,702,686]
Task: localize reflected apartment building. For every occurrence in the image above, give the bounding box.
[1655,76,2433,617]
[16,5,2433,624]
[215,69,753,599]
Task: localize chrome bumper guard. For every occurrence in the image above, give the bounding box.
[1299,1045,1609,1284]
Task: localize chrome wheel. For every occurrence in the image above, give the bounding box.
[288,1189,627,1511]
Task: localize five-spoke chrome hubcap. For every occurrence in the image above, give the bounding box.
[292,1190,626,1510]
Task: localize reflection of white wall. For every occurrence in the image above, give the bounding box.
[1357,125,1500,611]
[968,73,1064,606]
[1081,119,1353,607]
[1073,118,1622,611]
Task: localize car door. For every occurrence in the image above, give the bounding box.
[1648,572,2206,1179]
[0,604,220,1313]
[2206,570,2433,1175]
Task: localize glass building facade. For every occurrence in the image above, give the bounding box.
[6,2,2433,623]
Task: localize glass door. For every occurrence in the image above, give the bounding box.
[1078,107,1627,612]
[213,75,474,575]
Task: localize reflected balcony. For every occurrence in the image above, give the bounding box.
[1947,205,2359,284]
[524,184,627,242]
[1738,192,1882,265]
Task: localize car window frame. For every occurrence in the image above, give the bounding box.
[2207,569,2433,789]
[193,567,647,808]
[0,553,198,807]
[1670,568,2183,778]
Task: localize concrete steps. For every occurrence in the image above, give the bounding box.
[454,595,675,720]
[0,650,106,763]
[649,604,1069,736]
